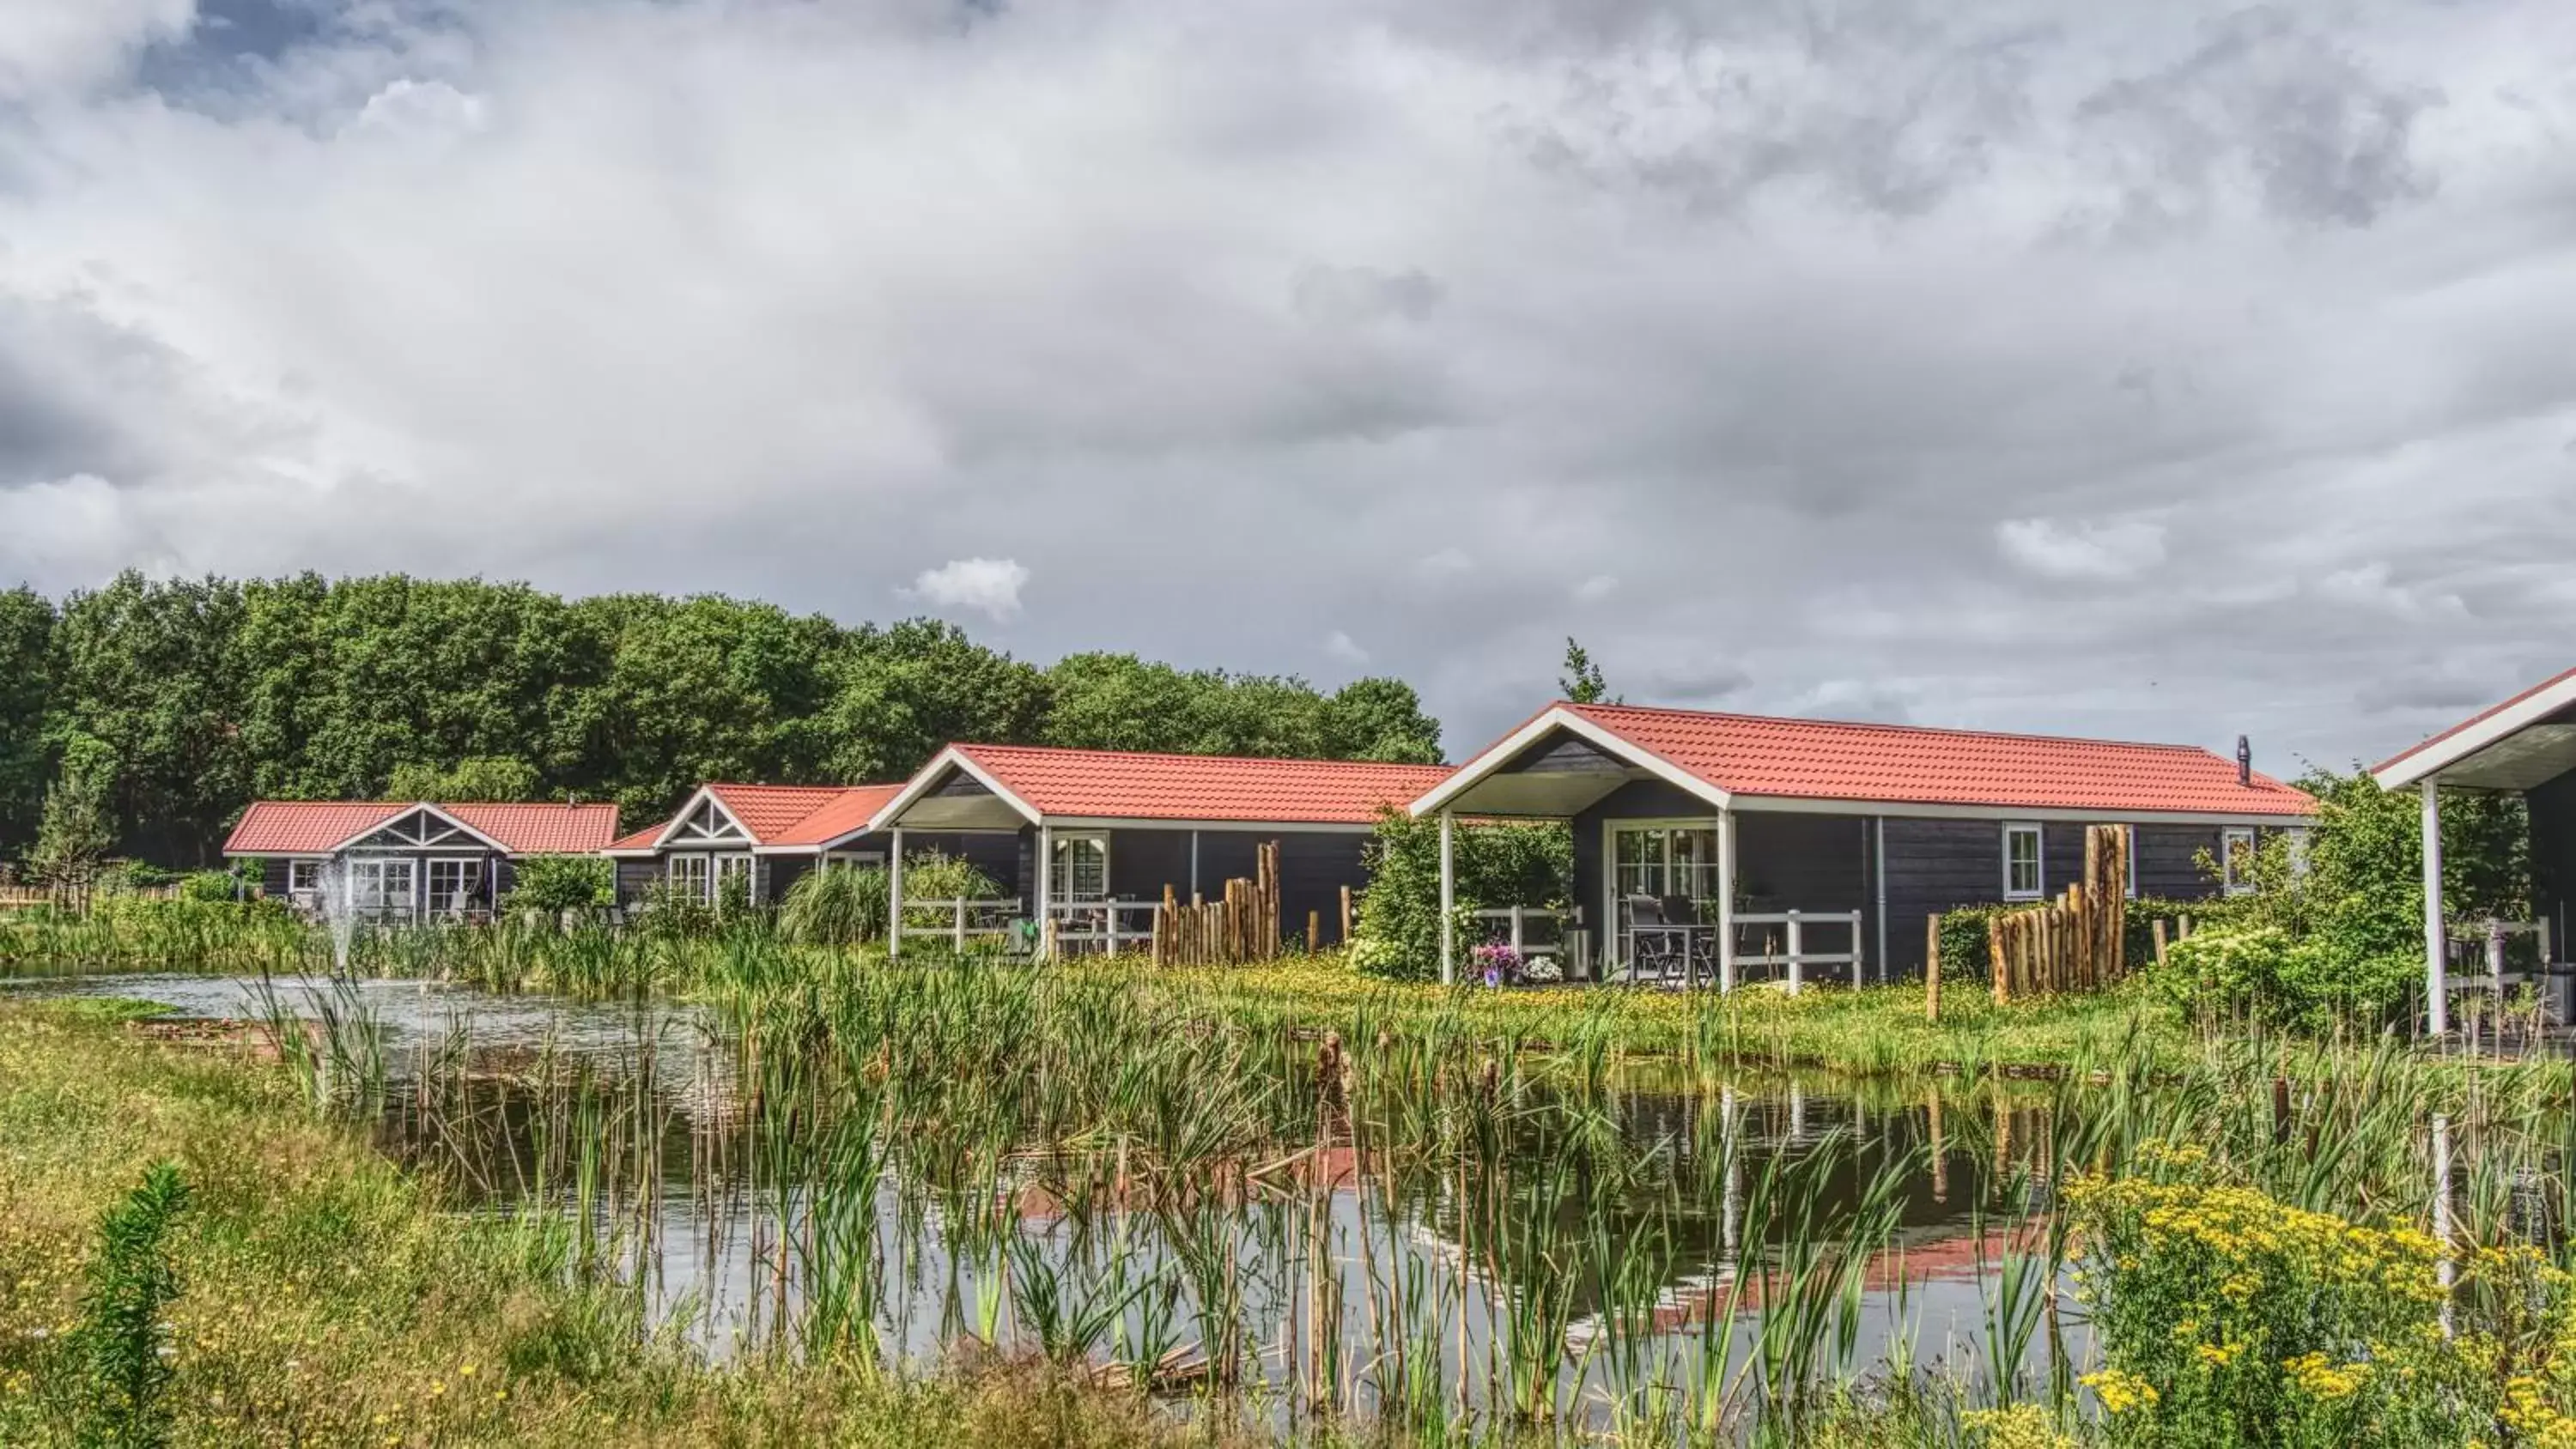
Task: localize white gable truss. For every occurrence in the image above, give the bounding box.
[649,788,756,850]
[331,804,510,854]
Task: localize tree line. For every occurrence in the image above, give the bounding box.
[0,572,1445,867]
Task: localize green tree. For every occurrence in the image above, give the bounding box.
[1559,636,1611,705]
[823,618,1048,781]
[384,755,542,801]
[47,573,250,864]
[27,732,118,888]
[0,585,54,852]
[1321,677,1443,764]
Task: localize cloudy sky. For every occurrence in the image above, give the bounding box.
[3,0,2573,771]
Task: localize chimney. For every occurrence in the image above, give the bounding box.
[2236,735,2252,787]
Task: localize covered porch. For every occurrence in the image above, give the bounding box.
[2374,667,2576,1034]
[1412,714,1878,990]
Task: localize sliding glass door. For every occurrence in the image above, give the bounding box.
[1609,823,1721,966]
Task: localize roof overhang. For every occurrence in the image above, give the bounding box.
[873,747,1045,832]
[2372,667,2576,793]
[1408,706,1729,819]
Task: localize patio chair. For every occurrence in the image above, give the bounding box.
[1625,894,1684,984]
[1661,895,1718,985]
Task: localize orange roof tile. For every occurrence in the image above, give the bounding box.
[224,801,621,855]
[954,745,1455,824]
[1554,703,2315,816]
[605,825,663,852]
[765,784,902,846]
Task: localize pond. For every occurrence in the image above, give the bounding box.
[3,971,2121,1433]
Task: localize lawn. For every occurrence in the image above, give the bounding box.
[0,999,1255,1449]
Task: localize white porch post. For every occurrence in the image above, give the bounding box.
[1716,808,1738,994]
[1438,809,1457,985]
[1035,823,1054,960]
[2422,780,2447,1036]
[887,827,904,958]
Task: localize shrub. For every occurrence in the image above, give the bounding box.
[2072,1169,2572,1447]
[176,870,241,904]
[781,864,890,945]
[1352,809,1571,981]
[2154,920,2414,1032]
[502,855,616,917]
[632,879,716,940]
[896,850,1007,933]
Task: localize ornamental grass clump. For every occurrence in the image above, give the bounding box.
[2071,1161,2575,1448]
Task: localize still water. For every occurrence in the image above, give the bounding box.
[9,972,2080,1425]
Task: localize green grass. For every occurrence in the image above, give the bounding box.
[0,998,1328,1449]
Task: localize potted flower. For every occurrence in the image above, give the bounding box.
[1471,942,1522,987]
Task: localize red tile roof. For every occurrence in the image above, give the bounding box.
[443,803,621,852]
[224,801,622,855]
[1553,702,2316,816]
[765,784,902,846]
[623,782,904,850]
[954,744,1455,824]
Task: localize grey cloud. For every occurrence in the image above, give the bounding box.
[0,0,2567,776]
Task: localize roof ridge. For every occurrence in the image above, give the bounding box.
[955,743,1452,771]
[1565,700,2232,757]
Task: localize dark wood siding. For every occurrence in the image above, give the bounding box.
[1881,819,2006,977]
[765,856,811,905]
[1502,729,1629,775]
[1276,834,1370,947]
[1104,829,1194,904]
[2530,771,2576,959]
[615,858,659,905]
[2136,825,2225,898]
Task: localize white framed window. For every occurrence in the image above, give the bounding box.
[425,858,483,916]
[715,853,755,900]
[349,858,416,915]
[2002,824,2043,900]
[2222,828,2257,895]
[821,850,884,871]
[668,854,713,900]
[1048,833,1109,903]
[287,859,321,895]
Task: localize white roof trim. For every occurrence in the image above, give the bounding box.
[325,803,512,855]
[2372,669,2576,791]
[647,786,752,850]
[1408,706,1730,817]
[1730,795,2314,826]
[872,747,1047,831]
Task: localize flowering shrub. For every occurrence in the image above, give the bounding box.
[1522,957,1563,985]
[1470,943,1521,986]
[2071,1165,2576,1447]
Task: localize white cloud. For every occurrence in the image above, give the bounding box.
[345,80,490,143]
[1324,630,1369,664]
[3,0,2573,769]
[1995,518,2169,582]
[0,0,192,99]
[906,558,1029,622]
